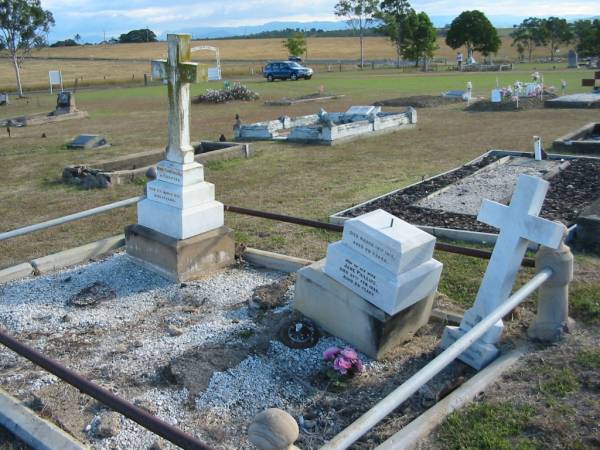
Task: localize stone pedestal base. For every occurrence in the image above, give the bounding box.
[294,260,435,360]
[125,224,234,282]
[440,326,499,370]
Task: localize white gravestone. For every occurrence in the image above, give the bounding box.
[490,89,502,103]
[441,174,566,369]
[323,209,443,316]
[137,34,224,240]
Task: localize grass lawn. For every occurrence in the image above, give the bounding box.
[1,66,599,448]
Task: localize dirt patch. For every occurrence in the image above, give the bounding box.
[374,95,463,108]
[466,93,558,112]
[250,275,295,310]
[343,156,600,232]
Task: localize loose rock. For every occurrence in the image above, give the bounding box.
[95,411,121,438]
[248,408,299,450]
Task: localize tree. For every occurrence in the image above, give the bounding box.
[283,32,307,57]
[540,17,573,61]
[118,28,157,44]
[573,19,600,58]
[377,0,413,67]
[403,11,437,67]
[334,0,379,68]
[0,0,54,97]
[74,33,80,43]
[445,10,500,62]
[510,17,545,62]
[50,38,79,47]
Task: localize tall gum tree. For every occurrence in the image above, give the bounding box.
[334,0,378,68]
[0,0,54,97]
[445,10,500,63]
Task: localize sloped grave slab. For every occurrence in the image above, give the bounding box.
[553,122,600,155]
[330,150,600,246]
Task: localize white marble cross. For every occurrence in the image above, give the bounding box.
[441,174,567,368]
[152,34,198,164]
[461,174,567,343]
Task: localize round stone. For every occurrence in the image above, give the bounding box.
[248,408,299,450]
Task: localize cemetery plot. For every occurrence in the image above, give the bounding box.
[331,151,600,239]
[374,95,465,108]
[62,141,252,188]
[545,71,600,109]
[466,93,556,111]
[235,106,416,145]
[0,253,471,450]
[553,122,600,155]
[0,91,88,127]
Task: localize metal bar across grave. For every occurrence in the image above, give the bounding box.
[0,197,535,267]
[0,327,214,450]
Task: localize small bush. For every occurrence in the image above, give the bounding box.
[193,83,259,104]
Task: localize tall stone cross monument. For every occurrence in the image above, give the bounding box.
[441,174,566,369]
[126,34,234,281]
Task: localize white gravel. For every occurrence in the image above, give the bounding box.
[416,156,562,215]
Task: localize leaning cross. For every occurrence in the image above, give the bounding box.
[441,174,567,368]
[151,34,198,164]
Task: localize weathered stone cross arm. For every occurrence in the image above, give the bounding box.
[151,34,198,164]
[478,200,566,250]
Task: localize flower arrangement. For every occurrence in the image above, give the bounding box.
[193,83,259,104]
[322,346,364,383]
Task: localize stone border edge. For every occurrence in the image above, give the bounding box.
[374,347,526,450]
[0,387,89,450]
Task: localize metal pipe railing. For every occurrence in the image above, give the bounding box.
[0,327,214,450]
[319,267,553,450]
[0,197,535,268]
[0,196,143,242]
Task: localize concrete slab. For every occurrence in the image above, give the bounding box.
[125,224,234,282]
[243,248,313,273]
[294,259,435,359]
[0,262,34,284]
[545,93,600,109]
[31,235,125,274]
[0,387,88,450]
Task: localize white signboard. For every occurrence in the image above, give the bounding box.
[48,70,63,94]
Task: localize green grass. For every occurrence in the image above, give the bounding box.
[570,283,600,324]
[539,367,580,397]
[575,349,600,369]
[438,402,537,450]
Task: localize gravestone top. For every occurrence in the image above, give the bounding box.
[568,50,578,69]
[490,89,502,103]
[345,106,378,116]
[342,209,436,274]
[67,134,108,149]
[56,91,74,109]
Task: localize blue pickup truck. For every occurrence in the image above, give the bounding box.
[263,61,313,81]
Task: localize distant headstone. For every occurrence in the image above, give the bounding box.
[441,175,567,369]
[67,134,109,150]
[490,89,502,103]
[568,50,578,69]
[0,93,7,106]
[55,91,76,114]
[324,209,442,315]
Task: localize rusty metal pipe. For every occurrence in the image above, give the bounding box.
[223,205,535,268]
[0,328,214,450]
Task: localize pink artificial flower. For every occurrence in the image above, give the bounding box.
[340,347,359,362]
[323,346,341,361]
[354,358,365,373]
[333,355,353,374]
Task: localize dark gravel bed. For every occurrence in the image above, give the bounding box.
[374,95,464,108]
[465,93,557,112]
[342,156,600,232]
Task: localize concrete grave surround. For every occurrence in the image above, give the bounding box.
[295,210,441,359]
[127,34,234,280]
[235,106,416,145]
[441,174,567,369]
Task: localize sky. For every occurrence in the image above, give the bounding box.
[41,0,599,42]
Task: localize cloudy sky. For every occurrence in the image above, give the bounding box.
[41,0,599,41]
